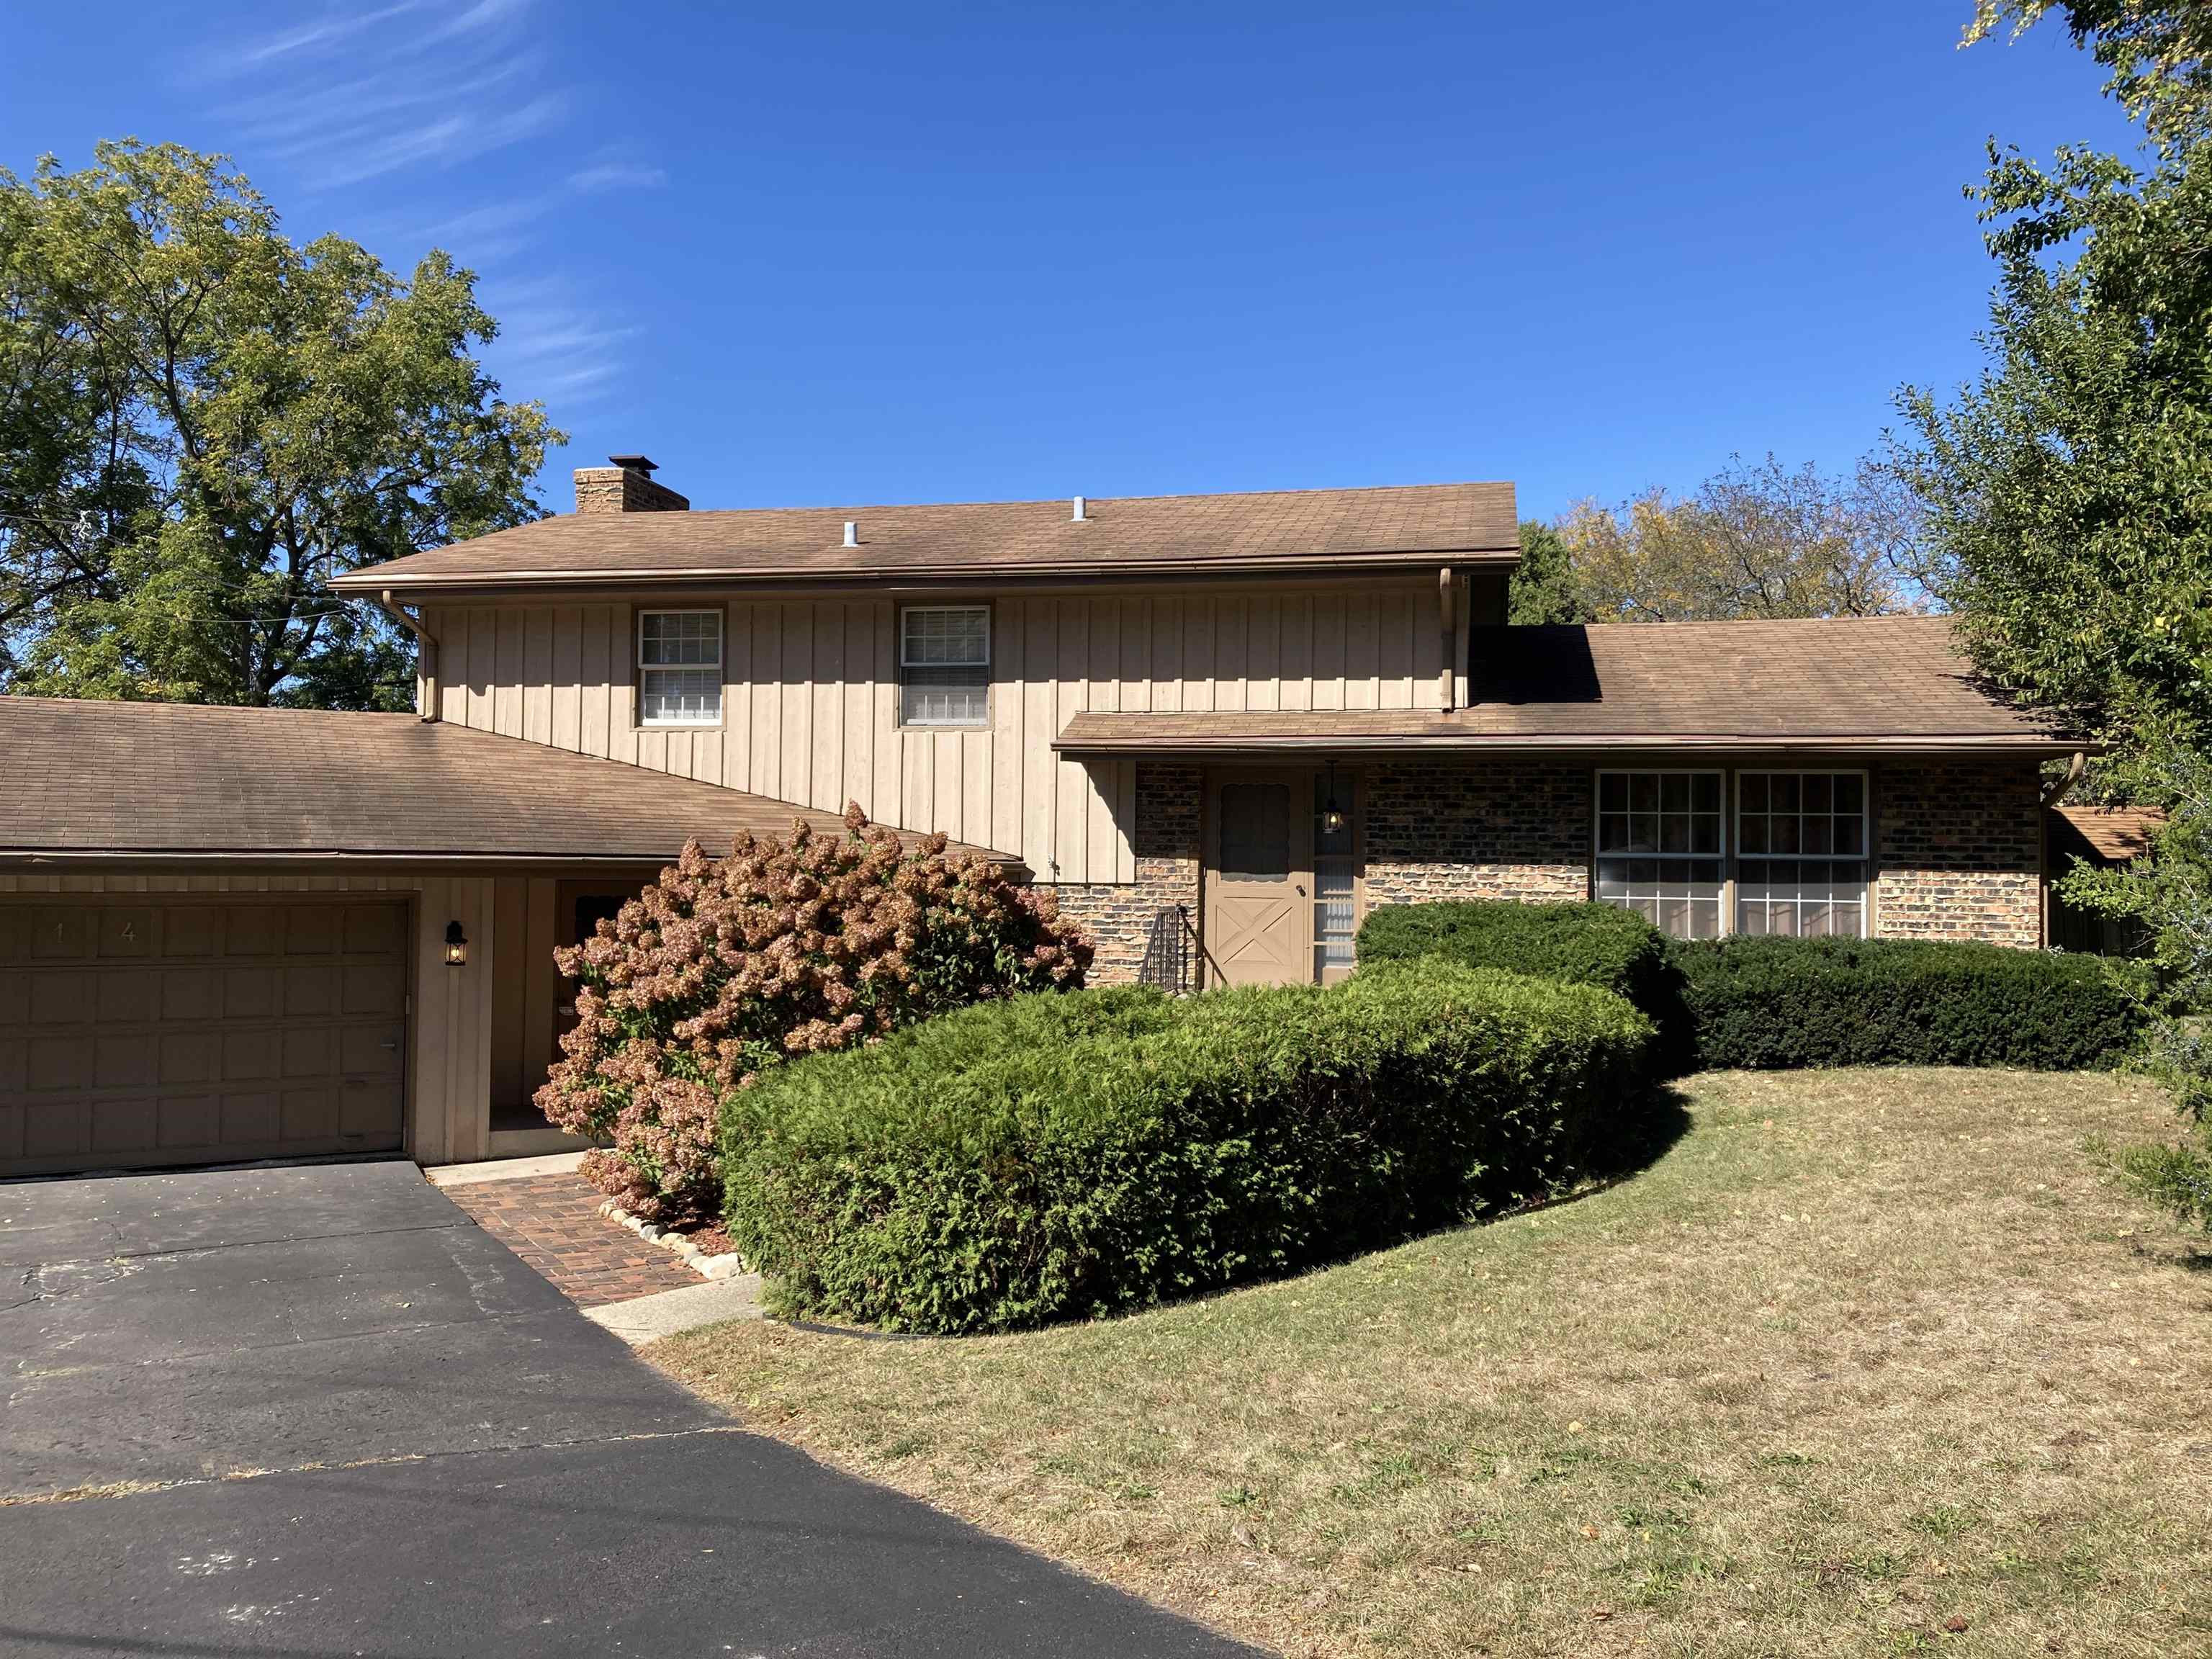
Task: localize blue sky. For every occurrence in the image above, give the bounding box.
[0,1,2139,521]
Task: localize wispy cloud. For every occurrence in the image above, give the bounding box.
[569,161,670,193]
[198,0,662,424]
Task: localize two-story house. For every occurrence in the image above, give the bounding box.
[0,459,2076,1178]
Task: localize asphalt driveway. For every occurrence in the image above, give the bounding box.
[0,1160,1254,1657]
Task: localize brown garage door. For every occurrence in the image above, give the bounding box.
[0,897,409,1177]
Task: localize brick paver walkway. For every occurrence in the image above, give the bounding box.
[442,1172,698,1307]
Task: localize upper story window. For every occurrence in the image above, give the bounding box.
[1594,770,1725,940]
[899,605,989,727]
[638,609,722,727]
[1737,770,1868,938]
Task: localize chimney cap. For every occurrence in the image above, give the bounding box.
[607,453,658,475]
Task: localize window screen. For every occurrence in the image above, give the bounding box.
[900,606,989,726]
[1736,771,1869,937]
[1218,782,1291,883]
[639,611,722,726]
[1594,770,1725,939]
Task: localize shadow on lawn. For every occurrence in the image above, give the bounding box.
[1578,1082,1696,1192]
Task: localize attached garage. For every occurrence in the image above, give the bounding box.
[1,696,1004,1177]
[0,896,410,1177]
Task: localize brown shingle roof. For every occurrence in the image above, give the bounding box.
[1055,617,2077,754]
[332,483,1519,594]
[2050,804,2163,863]
[0,698,1022,869]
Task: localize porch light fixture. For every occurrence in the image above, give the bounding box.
[1321,760,1347,837]
[444,920,468,966]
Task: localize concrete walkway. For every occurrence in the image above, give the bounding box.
[0,1160,1256,1657]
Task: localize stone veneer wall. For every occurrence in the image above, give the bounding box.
[1047,763,1202,984]
[1871,758,2043,948]
[1362,760,1592,907]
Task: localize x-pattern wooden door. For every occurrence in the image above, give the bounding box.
[1202,768,1314,986]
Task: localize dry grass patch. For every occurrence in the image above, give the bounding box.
[655,1069,2212,1658]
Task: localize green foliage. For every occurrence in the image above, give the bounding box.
[0,139,560,708]
[1969,2,2212,152]
[536,806,1091,1223]
[1508,520,1589,625]
[1356,899,1689,1072]
[721,963,1653,1333]
[2060,733,2212,1226]
[1553,454,1922,624]
[1665,935,2147,1072]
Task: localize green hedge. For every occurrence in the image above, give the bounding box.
[1665,935,2148,1072]
[721,965,1653,1334]
[1357,900,1690,1073]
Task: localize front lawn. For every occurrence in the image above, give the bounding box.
[655,1069,2211,1658]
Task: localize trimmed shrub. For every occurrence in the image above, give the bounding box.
[721,963,1653,1334]
[1357,899,1689,1071]
[535,804,1090,1223]
[1665,935,2149,1071]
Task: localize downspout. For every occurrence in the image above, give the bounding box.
[1437,565,1457,712]
[376,590,440,722]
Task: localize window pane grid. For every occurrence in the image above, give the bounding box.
[1596,771,1726,940]
[639,611,721,725]
[899,606,989,726]
[1735,771,1868,938]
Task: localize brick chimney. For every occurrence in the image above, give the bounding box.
[574,453,690,514]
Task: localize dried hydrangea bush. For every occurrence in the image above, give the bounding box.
[535,804,1091,1222]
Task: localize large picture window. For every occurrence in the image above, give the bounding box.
[637,610,722,727]
[1594,770,1725,940]
[1736,770,1869,937]
[899,606,990,726]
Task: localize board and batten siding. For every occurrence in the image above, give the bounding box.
[421,582,1461,884]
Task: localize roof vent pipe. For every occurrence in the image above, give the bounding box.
[1071,495,1087,521]
[843,520,858,548]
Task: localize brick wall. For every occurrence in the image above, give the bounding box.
[1046,763,1202,984]
[573,466,690,515]
[1363,759,1591,907]
[1873,759,2043,948]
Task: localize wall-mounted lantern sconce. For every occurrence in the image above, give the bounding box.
[444,921,469,966]
[1321,759,1347,837]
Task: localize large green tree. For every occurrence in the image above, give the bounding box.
[1506,519,1589,625]
[0,140,560,709]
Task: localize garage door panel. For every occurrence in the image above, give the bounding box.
[341,1023,406,1076]
[341,1079,404,1139]
[94,1035,157,1089]
[223,907,281,958]
[30,972,93,1025]
[24,1099,92,1157]
[162,968,219,1022]
[222,1029,283,1083]
[163,907,217,958]
[96,970,160,1024]
[91,1098,157,1153]
[96,909,155,958]
[284,966,336,1017]
[283,1088,339,1142]
[284,908,338,956]
[32,909,94,960]
[159,1031,221,1085]
[223,967,277,1018]
[283,1027,335,1078]
[158,1094,221,1148]
[342,964,405,1017]
[1,898,410,1176]
[29,1036,87,1092]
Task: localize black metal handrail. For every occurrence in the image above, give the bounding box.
[1137,904,1199,994]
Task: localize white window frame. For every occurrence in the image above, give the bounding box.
[1592,768,1729,940]
[636,608,724,728]
[1733,768,1871,940]
[898,604,991,728]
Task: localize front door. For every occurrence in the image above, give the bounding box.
[1202,768,1314,986]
